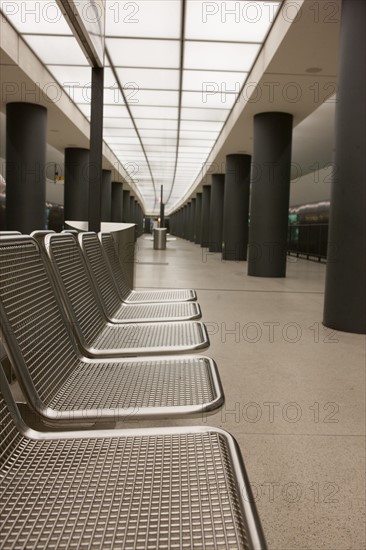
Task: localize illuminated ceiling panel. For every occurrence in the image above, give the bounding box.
[24,35,88,65]
[107,38,181,69]
[106,0,181,39]
[184,41,261,72]
[186,1,280,42]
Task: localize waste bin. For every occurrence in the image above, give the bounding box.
[153,228,167,250]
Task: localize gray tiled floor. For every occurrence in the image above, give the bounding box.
[128,235,366,550]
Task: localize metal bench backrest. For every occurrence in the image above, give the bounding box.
[0,235,79,406]
[44,233,106,344]
[79,232,122,317]
[99,233,131,300]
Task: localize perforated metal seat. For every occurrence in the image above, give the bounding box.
[42,233,209,357]
[79,232,201,322]
[0,366,267,550]
[0,235,220,421]
[100,232,197,303]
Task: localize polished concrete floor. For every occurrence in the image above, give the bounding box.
[129,235,366,550]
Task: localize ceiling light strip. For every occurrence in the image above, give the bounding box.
[167,0,283,213]
[105,47,158,210]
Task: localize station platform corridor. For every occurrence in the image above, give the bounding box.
[123,235,366,550]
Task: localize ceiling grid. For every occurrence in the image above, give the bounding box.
[0,0,281,213]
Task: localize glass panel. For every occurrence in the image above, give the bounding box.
[107,38,180,68]
[186,1,280,42]
[148,157,176,162]
[180,130,218,140]
[180,140,216,149]
[116,68,179,90]
[178,150,211,156]
[181,107,229,121]
[0,0,72,34]
[106,0,181,39]
[104,117,135,129]
[103,105,131,117]
[49,66,115,88]
[143,137,177,146]
[181,120,224,131]
[130,90,179,107]
[145,145,177,152]
[104,87,125,105]
[183,69,246,92]
[139,129,178,138]
[185,41,260,71]
[69,87,124,105]
[105,136,140,144]
[182,90,236,109]
[135,119,178,130]
[112,144,144,151]
[48,68,116,99]
[177,146,212,152]
[76,104,91,117]
[24,35,88,65]
[130,106,179,119]
[103,128,137,137]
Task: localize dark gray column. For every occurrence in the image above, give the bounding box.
[172,213,176,236]
[182,204,186,239]
[187,202,192,240]
[195,193,202,245]
[64,147,90,222]
[160,185,165,228]
[176,210,179,236]
[135,201,140,232]
[176,209,181,237]
[134,202,139,234]
[101,169,112,222]
[123,190,130,222]
[201,185,211,247]
[190,198,196,242]
[111,182,123,222]
[209,174,225,253]
[247,112,293,277]
[144,217,151,233]
[178,209,183,238]
[184,204,190,240]
[135,201,139,229]
[130,196,135,224]
[6,103,47,233]
[89,67,104,233]
[160,204,165,228]
[222,154,251,261]
[169,214,174,235]
[324,0,366,334]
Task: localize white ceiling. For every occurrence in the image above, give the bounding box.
[0,0,341,214]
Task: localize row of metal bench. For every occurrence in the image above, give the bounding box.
[0,230,267,549]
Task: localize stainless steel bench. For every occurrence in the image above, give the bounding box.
[79,232,201,322]
[0,365,267,550]
[42,233,209,357]
[100,232,197,303]
[0,235,220,422]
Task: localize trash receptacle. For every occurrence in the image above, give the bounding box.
[153,228,167,250]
